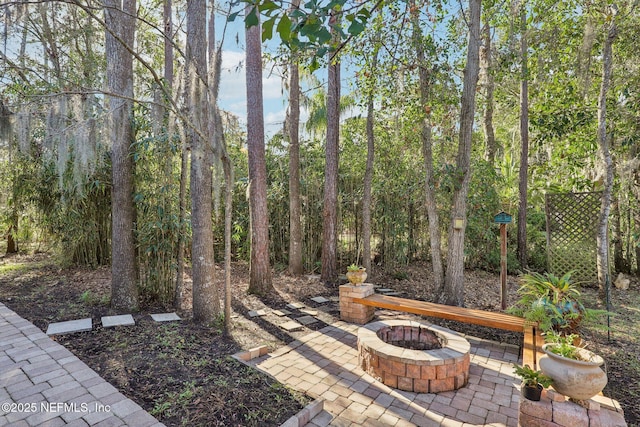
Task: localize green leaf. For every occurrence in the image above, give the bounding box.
[259,0,278,12]
[347,19,365,36]
[309,56,320,73]
[357,8,371,19]
[299,16,320,37]
[315,27,332,44]
[262,16,276,42]
[245,7,259,28]
[227,11,240,22]
[276,14,292,43]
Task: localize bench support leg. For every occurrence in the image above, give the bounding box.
[523,325,545,370]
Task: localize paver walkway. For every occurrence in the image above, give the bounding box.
[252,317,523,427]
[0,303,165,427]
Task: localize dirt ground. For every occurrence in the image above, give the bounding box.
[1,253,638,426]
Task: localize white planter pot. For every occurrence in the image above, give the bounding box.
[539,343,608,400]
[346,270,367,285]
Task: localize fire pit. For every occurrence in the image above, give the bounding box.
[358,320,470,393]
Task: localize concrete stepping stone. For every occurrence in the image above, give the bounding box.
[280,320,303,331]
[310,296,330,304]
[300,309,318,316]
[46,318,92,335]
[248,309,269,318]
[101,314,135,328]
[150,312,181,322]
[384,292,403,296]
[296,315,318,326]
[272,309,292,317]
[286,302,305,310]
[377,288,394,293]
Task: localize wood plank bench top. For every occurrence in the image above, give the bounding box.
[352,293,532,332]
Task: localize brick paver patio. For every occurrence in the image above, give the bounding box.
[252,316,524,426]
[0,303,164,427]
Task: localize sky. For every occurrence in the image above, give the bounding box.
[213,12,343,139]
[217,49,292,138]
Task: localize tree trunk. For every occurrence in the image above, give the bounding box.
[440,0,481,306]
[221,128,233,335]
[633,145,640,276]
[105,0,139,312]
[6,224,17,254]
[362,48,378,274]
[480,22,497,165]
[288,0,303,276]
[321,13,341,284]
[164,0,173,89]
[187,0,220,321]
[161,0,185,310]
[411,0,443,290]
[208,6,233,333]
[175,133,188,309]
[517,2,529,270]
[245,4,273,294]
[612,191,626,273]
[596,12,617,292]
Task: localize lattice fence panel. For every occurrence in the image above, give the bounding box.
[545,192,601,283]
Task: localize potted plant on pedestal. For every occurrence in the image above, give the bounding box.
[538,332,608,401]
[513,364,553,401]
[346,264,367,285]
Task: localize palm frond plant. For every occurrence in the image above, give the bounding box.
[508,271,588,334]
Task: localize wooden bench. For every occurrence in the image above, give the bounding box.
[352,293,545,370]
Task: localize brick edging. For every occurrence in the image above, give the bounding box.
[231,346,326,427]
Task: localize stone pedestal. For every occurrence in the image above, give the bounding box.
[518,390,627,427]
[339,284,375,324]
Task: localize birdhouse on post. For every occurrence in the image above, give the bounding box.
[494,212,512,310]
[494,211,513,224]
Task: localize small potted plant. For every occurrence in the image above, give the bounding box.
[346,264,367,285]
[538,331,608,400]
[513,364,553,401]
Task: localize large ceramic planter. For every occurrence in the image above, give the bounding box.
[539,343,607,400]
[346,269,367,285]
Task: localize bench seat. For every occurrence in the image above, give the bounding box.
[352,293,544,369]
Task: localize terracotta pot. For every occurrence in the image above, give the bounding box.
[539,344,607,400]
[346,269,367,285]
[522,383,543,401]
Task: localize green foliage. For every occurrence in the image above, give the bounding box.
[508,271,587,333]
[543,331,583,360]
[392,271,409,280]
[231,0,377,70]
[464,158,511,272]
[525,211,548,271]
[79,290,109,306]
[513,364,553,388]
[133,117,183,305]
[31,160,111,268]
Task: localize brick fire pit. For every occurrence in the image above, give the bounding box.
[357,320,470,393]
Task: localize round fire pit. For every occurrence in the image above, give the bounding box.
[358,320,470,393]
